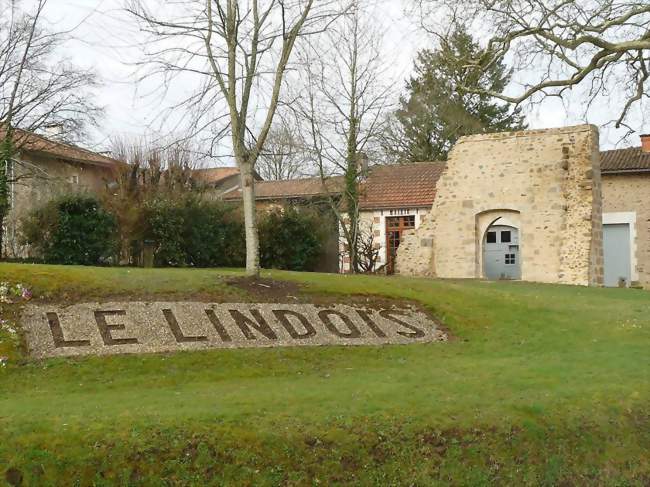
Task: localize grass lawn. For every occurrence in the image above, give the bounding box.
[1,263,649,485]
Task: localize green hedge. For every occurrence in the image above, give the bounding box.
[22,195,329,271]
[21,195,117,265]
[143,198,245,268]
[259,207,325,271]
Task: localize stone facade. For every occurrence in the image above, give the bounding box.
[602,174,650,286]
[396,125,604,286]
[3,152,114,258]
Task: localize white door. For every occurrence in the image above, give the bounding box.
[603,223,631,287]
[484,225,521,280]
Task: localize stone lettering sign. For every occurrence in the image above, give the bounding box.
[21,302,446,358]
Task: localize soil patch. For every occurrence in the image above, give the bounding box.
[226,276,301,301]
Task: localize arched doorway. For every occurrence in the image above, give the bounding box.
[483,223,521,280]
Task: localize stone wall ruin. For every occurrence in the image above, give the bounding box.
[395,125,604,286]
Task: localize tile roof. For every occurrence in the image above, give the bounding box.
[358,162,445,209]
[224,175,345,200]
[11,128,121,168]
[223,162,446,209]
[192,167,241,184]
[600,147,650,173]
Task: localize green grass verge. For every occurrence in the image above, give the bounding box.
[1,263,649,485]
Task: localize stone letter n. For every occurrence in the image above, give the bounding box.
[46,312,90,348]
[229,309,277,340]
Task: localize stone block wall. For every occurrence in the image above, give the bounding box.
[396,125,604,286]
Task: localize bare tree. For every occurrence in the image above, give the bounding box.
[293,2,394,273]
[256,121,308,180]
[104,136,202,264]
[356,223,380,273]
[127,0,344,276]
[0,0,101,256]
[414,0,650,134]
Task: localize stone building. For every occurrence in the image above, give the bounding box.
[396,125,650,288]
[2,129,120,258]
[395,125,604,286]
[600,135,650,287]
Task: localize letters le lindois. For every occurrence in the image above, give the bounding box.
[22,302,447,358]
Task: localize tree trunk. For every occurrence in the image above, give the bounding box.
[240,161,260,277]
[0,210,5,260]
[0,137,12,260]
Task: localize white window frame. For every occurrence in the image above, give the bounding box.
[603,211,638,283]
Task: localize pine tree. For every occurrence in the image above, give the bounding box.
[391,28,527,162]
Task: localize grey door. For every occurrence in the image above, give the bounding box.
[483,225,521,280]
[603,223,631,287]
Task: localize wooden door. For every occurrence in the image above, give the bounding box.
[385,215,416,274]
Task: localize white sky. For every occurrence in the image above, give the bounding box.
[18,0,650,162]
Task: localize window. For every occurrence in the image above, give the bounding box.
[69,175,79,185]
[403,215,416,228]
[501,231,512,243]
[505,253,516,265]
[486,231,497,243]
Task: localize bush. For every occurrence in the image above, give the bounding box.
[259,207,324,271]
[21,195,117,265]
[143,198,245,267]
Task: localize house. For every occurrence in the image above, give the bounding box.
[395,125,650,288]
[192,167,262,198]
[222,175,345,273]
[346,162,444,273]
[221,164,445,274]
[600,135,650,287]
[2,129,121,258]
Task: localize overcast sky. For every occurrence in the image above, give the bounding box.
[21,0,650,162]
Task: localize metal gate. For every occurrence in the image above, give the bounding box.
[483,225,521,280]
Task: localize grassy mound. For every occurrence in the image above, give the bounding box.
[1,263,649,485]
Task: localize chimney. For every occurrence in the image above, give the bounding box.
[356,152,369,175]
[641,134,650,153]
[43,124,65,140]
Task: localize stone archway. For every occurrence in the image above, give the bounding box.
[476,210,521,280]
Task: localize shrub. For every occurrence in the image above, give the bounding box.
[259,207,324,271]
[21,195,117,265]
[182,201,245,267]
[144,198,187,267]
[143,198,245,268]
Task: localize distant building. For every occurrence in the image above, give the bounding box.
[222,163,445,274]
[600,134,650,287]
[3,129,121,258]
[192,167,261,198]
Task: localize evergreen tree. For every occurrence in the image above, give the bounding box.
[390,28,527,162]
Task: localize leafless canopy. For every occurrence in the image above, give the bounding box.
[415,0,650,131]
[127,0,345,276]
[0,0,101,143]
[256,121,308,180]
[291,2,394,272]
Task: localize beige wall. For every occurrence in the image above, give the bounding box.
[4,152,113,258]
[602,173,650,286]
[396,125,604,286]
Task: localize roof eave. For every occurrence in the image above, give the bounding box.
[602,168,650,175]
[359,203,434,211]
